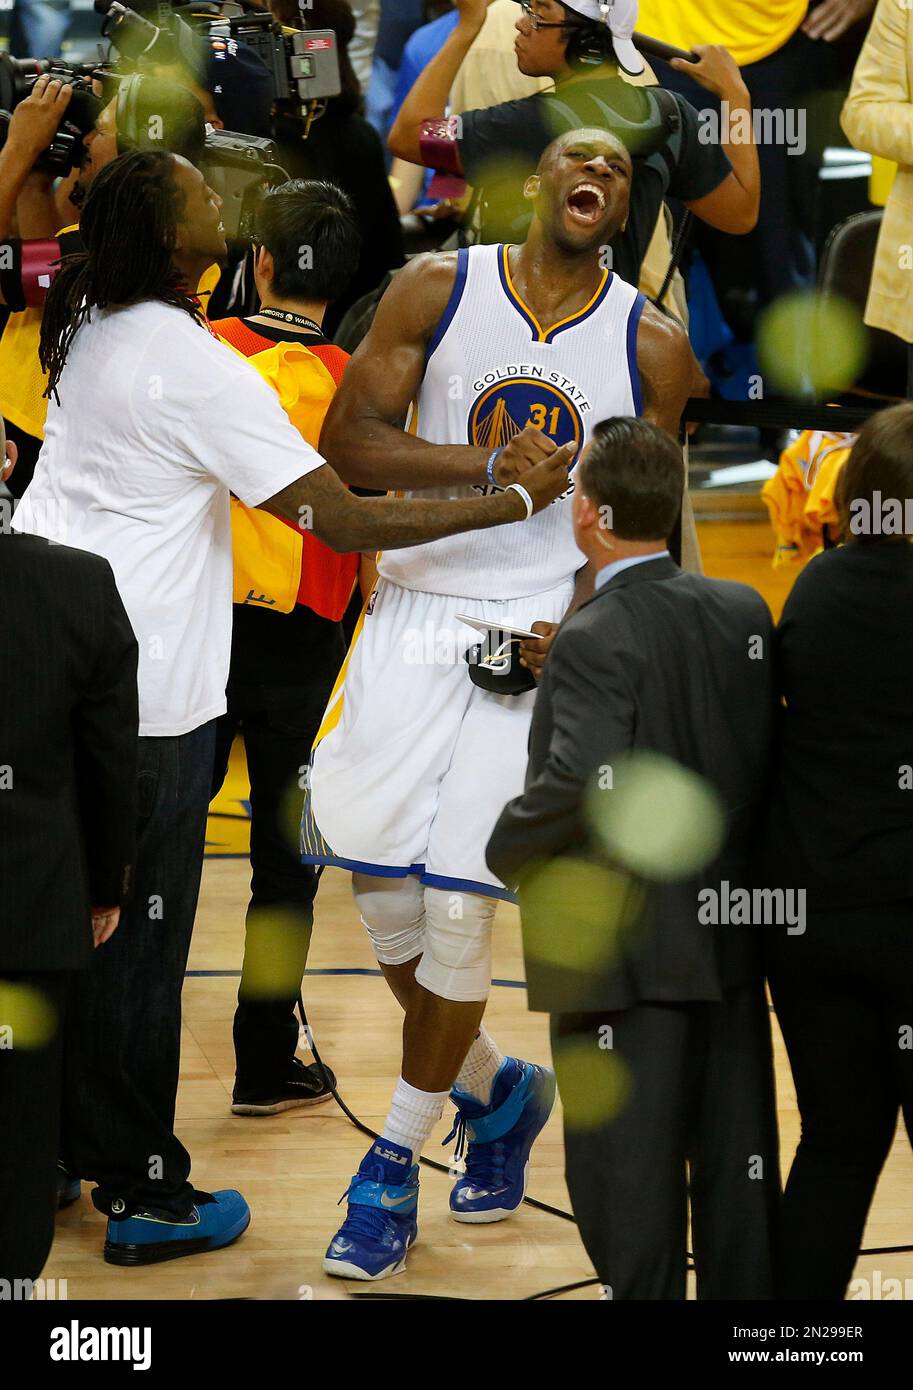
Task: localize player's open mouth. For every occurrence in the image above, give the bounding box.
[565,183,606,225]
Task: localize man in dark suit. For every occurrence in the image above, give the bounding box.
[487,416,779,1300]
[0,431,138,1282]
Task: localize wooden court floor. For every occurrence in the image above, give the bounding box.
[44,520,913,1301]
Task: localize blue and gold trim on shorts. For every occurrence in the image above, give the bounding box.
[298,816,518,905]
[300,790,335,861]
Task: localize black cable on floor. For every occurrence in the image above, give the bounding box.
[299,993,577,1222]
[298,994,913,1297]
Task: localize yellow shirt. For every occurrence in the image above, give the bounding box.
[0,223,80,440]
[637,0,808,68]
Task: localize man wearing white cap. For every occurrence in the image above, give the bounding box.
[389,0,759,286]
[576,0,644,76]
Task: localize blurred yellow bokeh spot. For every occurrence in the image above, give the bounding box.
[757,290,867,400]
[0,981,58,1050]
[521,857,642,972]
[586,750,725,882]
[552,1036,631,1131]
[239,909,311,1001]
[472,153,541,227]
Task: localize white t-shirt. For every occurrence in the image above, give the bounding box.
[14,300,323,736]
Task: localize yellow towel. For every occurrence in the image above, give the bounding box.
[762,430,855,567]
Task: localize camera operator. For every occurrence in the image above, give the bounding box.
[209,178,368,1116]
[137,29,280,320]
[149,28,275,136]
[11,147,567,1264]
[268,0,404,336]
[0,72,207,495]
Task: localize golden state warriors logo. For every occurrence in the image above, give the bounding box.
[468,376,585,465]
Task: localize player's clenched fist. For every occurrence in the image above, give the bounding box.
[508,441,575,514]
[492,425,559,487]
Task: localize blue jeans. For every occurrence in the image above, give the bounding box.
[8,0,70,57]
[62,720,217,1220]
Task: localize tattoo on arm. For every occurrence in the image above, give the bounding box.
[260,462,525,554]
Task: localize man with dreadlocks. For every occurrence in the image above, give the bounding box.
[13,148,571,1266]
[0,73,209,503]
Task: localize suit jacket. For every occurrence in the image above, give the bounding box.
[841,0,913,344]
[0,533,139,972]
[486,556,775,1013]
[764,541,913,912]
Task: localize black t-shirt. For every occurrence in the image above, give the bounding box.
[458,78,731,284]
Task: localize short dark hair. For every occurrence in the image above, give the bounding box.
[578,417,684,540]
[254,179,362,302]
[836,402,913,543]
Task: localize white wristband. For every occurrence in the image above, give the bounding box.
[506,482,534,520]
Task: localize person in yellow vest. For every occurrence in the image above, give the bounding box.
[0,74,207,496]
[638,0,876,327]
[841,0,913,374]
[209,179,371,1116]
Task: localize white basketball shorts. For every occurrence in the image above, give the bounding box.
[300,576,574,899]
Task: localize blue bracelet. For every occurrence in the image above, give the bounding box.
[486,448,503,487]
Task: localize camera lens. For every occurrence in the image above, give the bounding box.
[0,55,52,114]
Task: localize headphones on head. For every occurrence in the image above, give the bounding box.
[114,73,207,163]
[560,0,618,70]
[114,74,148,152]
[564,17,615,70]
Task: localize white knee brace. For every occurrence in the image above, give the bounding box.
[414,887,496,1003]
[353,873,426,967]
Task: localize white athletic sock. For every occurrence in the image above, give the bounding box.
[454,1026,505,1105]
[382,1077,448,1164]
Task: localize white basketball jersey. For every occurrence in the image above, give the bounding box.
[378,242,647,600]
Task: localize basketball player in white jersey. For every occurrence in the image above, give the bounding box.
[309,127,705,1279]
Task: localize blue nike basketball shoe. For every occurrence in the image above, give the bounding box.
[445,1057,556,1223]
[323,1139,419,1280]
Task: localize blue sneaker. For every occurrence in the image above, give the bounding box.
[323,1139,419,1281]
[56,1163,81,1210]
[103,1189,250,1266]
[445,1057,556,1223]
